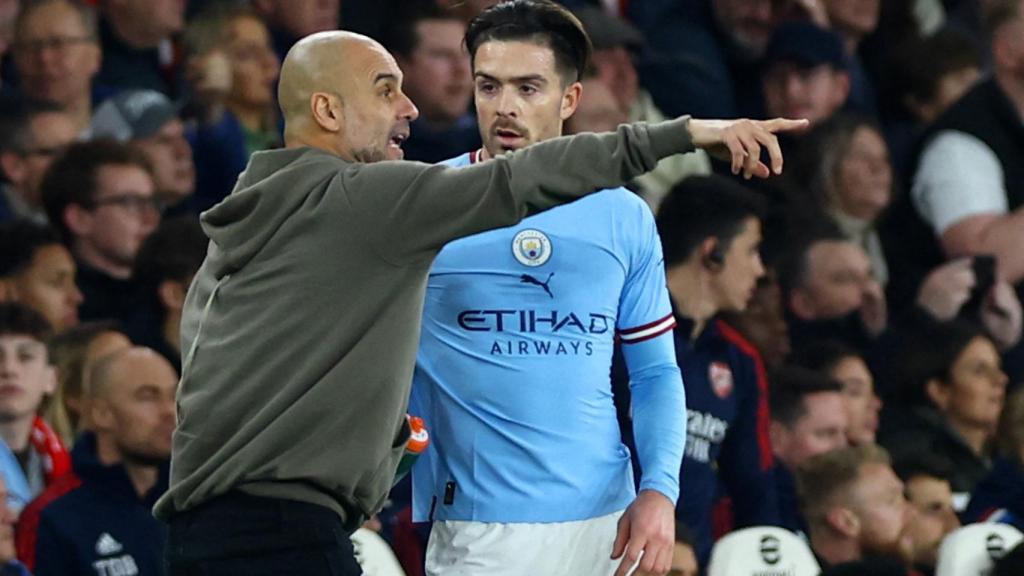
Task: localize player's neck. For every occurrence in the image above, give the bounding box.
[666,263,718,338]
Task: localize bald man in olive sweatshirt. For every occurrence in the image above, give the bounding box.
[157,29,804,574]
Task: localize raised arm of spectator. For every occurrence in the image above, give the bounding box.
[913,131,1024,283]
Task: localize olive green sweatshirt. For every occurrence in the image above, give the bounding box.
[153,118,695,529]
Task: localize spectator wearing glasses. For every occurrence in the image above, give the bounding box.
[40,140,160,325]
[91,90,197,216]
[10,0,101,136]
[0,97,77,224]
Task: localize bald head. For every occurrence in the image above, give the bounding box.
[278,31,419,161]
[88,347,177,401]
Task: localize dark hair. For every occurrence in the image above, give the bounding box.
[381,1,461,58]
[890,29,979,115]
[770,364,843,427]
[0,95,64,154]
[133,216,208,287]
[40,139,153,242]
[770,217,847,297]
[0,220,63,278]
[0,302,52,343]
[893,452,953,484]
[656,175,766,268]
[791,340,862,376]
[465,0,592,82]
[895,317,987,407]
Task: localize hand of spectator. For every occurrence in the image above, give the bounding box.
[982,280,1023,350]
[860,279,888,337]
[687,118,809,180]
[916,259,975,320]
[611,489,675,576]
[185,50,232,123]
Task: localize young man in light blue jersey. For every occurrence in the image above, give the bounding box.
[410,2,687,574]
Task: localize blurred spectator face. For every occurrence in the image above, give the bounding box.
[928,336,1007,434]
[711,217,766,313]
[730,273,791,368]
[473,40,581,157]
[763,63,849,126]
[0,110,76,209]
[993,0,1024,80]
[849,462,915,562]
[0,476,14,562]
[566,79,627,134]
[0,331,55,422]
[134,119,195,206]
[69,164,159,272]
[790,240,875,320]
[921,67,980,123]
[711,0,774,56]
[904,474,959,570]
[91,349,176,463]
[772,390,848,468]
[253,0,339,38]
[224,15,280,115]
[669,541,699,576]
[12,1,100,108]
[397,18,472,125]
[591,46,638,112]
[831,126,891,222]
[822,0,879,41]
[829,355,880,445]
[107,0,185,41]
[4,244,82,333]
[0,0,19,60]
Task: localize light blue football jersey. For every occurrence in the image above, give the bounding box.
[410,151,676,523]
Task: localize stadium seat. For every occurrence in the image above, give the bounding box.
[936,523,1024,576]
[707,526,820,576]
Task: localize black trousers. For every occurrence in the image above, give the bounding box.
[165,492,363,575]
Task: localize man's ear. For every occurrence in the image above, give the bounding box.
[789,288,815,321]
[560,81,583,121]
[770,420,789,459]
[0,152,26,187]
[925,378,951,412]
[825,506,860,538]
[310,92,344,133]
[64,204,94,238]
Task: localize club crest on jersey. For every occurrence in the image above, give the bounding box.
[512,229,552,267]
[709,362,734,399]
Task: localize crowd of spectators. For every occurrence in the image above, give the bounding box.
[0,0,1023,575]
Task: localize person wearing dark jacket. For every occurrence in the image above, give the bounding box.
[16,347,176,575]
[965,387,1024,529]
[879,319,1008,502]
[613,176,778,564]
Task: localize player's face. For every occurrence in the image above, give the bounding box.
[473,40,581,157]
[712,218,765,313]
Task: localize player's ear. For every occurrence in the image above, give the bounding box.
[560,80,582,121]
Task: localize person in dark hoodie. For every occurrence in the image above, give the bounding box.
[151,20,807,576]
[16,347,176,576]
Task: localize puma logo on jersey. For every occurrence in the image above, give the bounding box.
[520,273,554,298]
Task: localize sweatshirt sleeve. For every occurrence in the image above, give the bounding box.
[344,118,694,265]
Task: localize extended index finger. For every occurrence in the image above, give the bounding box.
[762,118,811,134]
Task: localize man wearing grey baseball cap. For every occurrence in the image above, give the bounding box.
[92,90,196,215]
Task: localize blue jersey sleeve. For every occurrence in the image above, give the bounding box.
[616,198,675,343]
[616,198,685,502]
[623,333,686,503]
